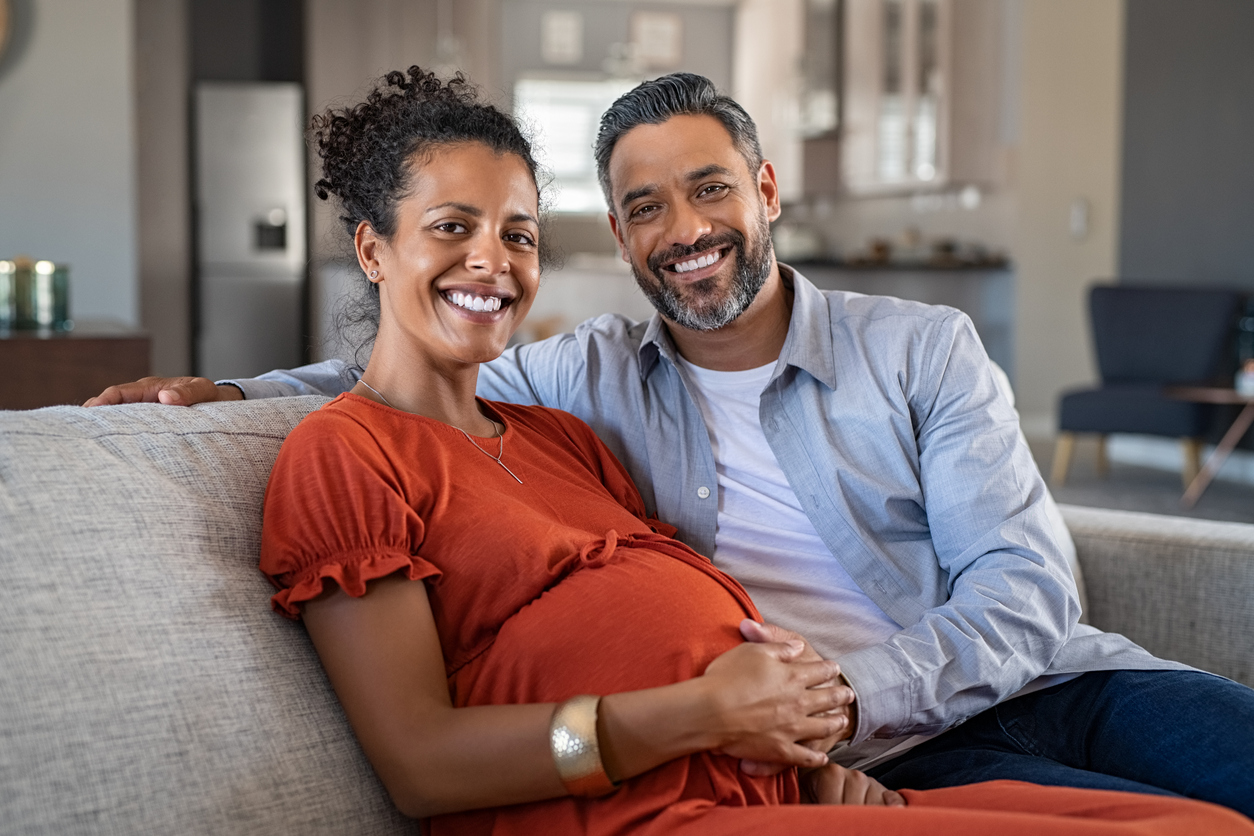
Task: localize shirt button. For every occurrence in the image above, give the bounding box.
[697,486,711,499]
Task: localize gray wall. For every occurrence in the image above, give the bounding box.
[1119,0,1254,287]
[135,0,191,375]
[0,0,137,325]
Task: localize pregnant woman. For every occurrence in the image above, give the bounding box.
[259,67,1250,836]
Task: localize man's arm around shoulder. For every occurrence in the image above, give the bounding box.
[85,359,358,406]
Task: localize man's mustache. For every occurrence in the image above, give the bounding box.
[646,230,746,276]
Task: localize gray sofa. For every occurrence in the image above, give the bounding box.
[2,399,1251,835]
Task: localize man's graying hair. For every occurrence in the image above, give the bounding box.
[594,73,764,213]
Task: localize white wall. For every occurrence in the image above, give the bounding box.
[0,0,138,325]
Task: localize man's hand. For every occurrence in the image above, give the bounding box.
[738,620,856,777]
[802,763,905,807]
[83,377,243,407]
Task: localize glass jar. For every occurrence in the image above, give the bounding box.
[6,258,71,331]
[0,260,14,330]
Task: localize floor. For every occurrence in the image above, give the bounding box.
[1027,435,1254,525]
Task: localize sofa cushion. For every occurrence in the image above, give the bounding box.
[0,398,417,835]
[1060,504,1254,687]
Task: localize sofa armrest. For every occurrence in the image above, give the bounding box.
[1059,504,1254,687]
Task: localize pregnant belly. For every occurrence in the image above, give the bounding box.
[451,546,755,707]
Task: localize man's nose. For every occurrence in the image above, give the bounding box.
[664,200,714,249]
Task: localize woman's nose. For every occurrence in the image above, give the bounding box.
[465,232,509,276]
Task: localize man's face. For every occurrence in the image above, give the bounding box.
[606,115,780,331]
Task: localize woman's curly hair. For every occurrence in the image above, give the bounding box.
[312,66,543,241]
[309,67,552,366]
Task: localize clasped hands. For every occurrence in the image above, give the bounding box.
[699,619,903,807]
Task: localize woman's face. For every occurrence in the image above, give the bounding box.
[361,142,541,369]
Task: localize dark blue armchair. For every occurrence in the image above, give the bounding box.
[1051,285,1243,487]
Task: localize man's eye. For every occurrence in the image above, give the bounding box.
[699,184,726,197]
[631,204,659,219]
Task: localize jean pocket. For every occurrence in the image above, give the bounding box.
[994,705,1044,757]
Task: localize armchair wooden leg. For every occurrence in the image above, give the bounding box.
[1181,437,1203,489]
[1051,433,1076,486]
[1094,435,1109,479]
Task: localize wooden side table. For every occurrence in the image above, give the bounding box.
[1164,386,1254,508]
[0,324,150,410]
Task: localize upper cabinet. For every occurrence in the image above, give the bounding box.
[841,0,1003,194]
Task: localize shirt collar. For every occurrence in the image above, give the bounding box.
[636,262,836,390]
[776,263,838,390]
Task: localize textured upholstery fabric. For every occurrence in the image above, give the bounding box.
[1060,504,1254,688]
[0,398,417,835]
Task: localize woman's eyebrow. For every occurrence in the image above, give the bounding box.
[426,201,482,216]
[425,203,537,226]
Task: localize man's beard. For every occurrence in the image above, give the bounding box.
[631,214,773,332]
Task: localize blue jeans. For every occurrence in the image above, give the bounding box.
[866,670,1254,819]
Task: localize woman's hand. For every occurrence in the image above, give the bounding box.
[697,637,851,769]
[802,764,906,806]
[737,620,856,777]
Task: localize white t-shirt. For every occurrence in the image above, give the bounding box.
[675,356,932,766]
[674,356,904,658]
[675,354,1075,768]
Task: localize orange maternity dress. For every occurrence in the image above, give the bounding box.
[260,393,1251,836]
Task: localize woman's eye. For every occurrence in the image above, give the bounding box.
[434,222,468,234]
[505,232,536,246]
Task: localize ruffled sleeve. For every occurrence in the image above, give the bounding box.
[260,407,441,619]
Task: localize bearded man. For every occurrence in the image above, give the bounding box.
[88,73,1254,817]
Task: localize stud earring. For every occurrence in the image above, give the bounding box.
[368,270,379,280]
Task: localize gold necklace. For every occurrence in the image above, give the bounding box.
[357,380,523,485]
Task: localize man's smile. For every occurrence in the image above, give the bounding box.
[661,246,733,279]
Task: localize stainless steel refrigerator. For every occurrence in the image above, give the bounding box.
[194,82,306,380]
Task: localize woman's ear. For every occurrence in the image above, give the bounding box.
[355,220,383,281]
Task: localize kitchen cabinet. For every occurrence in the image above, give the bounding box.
[840,0,1003,194]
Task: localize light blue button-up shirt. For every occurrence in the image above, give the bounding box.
[234,266,1179,760]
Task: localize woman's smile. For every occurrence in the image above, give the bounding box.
[443,288,511,314]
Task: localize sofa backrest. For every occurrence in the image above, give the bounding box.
[0,398,417,835]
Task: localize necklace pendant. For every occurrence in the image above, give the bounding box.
[497,460,524,485]
[455,421,523,485]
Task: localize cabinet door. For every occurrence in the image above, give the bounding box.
[843,0,950,192]
[842,0,1001,194]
